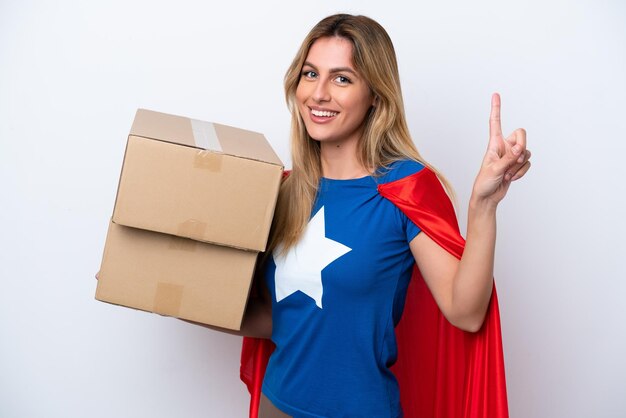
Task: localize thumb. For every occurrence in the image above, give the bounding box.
[491,129,526,174]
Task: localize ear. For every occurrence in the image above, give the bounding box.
[372,95,379,107]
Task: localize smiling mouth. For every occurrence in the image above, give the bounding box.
[311,109,338,117]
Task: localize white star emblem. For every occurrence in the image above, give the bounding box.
[273,206,352,309]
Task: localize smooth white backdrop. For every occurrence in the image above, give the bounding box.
[1,1,624,417]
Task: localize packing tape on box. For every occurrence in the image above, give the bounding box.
[177,219,208,240]
[191,119,223,171]
[154,282,184,317]
[194,150,223,171]
[190,119,222,151]
[168,235,198,252]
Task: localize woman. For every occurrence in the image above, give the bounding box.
[238,13,530,418]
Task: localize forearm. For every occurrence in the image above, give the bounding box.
[181,295,273,339]
[450,197,498,331]
[239,295,273,338]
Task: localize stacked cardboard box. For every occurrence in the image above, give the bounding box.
[96,109,283,330]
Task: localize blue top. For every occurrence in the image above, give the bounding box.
[262,160,425,418]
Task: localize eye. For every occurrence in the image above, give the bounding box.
[301,70,317,79]
[334,75,352,85]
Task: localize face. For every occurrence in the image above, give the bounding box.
[295,36,375,147]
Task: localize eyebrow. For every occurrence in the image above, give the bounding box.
[303,61,358,76]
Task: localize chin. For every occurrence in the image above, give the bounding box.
[305,128,332,142]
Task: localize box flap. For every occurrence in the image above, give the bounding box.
[130,109,282,166]
[130,109,196,148]
[213,122,282,166]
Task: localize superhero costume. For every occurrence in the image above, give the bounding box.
[262,161,424,417]
[240,167,509,418]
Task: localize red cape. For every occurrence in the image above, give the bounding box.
[240,168,509,418]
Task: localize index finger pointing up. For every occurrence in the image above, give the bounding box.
[489,92,502,139]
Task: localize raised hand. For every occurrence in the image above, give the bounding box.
[471,93,531,205]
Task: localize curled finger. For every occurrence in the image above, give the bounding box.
[510,160,531,181]
[518,149,531,164]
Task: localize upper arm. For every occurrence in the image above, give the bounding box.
[409,232,459,321]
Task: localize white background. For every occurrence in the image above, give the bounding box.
[1,1,625,417]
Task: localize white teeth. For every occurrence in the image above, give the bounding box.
[311,109,338,117]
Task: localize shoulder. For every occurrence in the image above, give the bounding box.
[377,159,425,184]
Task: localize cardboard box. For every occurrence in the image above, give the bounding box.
[113,108,283,251]
[96,109,283,329]
[96,221,258,330]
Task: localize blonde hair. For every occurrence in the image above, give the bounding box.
[268,14,454,255]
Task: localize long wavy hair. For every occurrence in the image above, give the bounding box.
[268,14,454,255]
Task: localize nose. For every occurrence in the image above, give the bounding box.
[312,80,330,103]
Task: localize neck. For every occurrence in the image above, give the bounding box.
[320,139,369,180]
